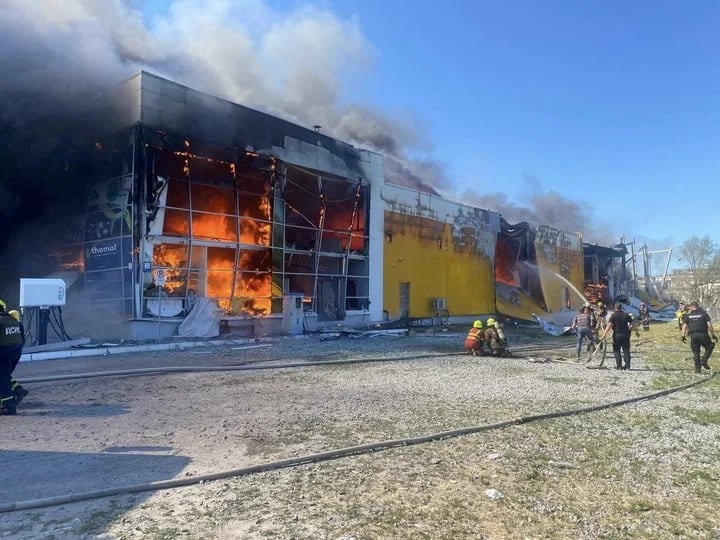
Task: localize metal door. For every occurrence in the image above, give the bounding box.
[399,282,410,319]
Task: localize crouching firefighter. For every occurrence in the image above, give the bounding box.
[464,320,485,356]
[485,318,511,357]
[0,300,25,416]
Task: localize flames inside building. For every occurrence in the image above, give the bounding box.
[2,71,379,340]
[0,71,637,342]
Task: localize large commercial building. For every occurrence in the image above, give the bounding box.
[16,72,607,340]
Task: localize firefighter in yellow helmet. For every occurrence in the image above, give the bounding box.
[484,317,509,356]
[464,320,485,356]
[0,300,26,415]
[676,303,689,332]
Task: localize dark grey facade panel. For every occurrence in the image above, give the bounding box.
[131,71,365,180]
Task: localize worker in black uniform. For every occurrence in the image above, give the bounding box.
[600,302,633,370]
[681,301,718,374]
[0,299,25,415]
[7,309,28,403]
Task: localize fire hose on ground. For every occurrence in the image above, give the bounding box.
[1,360,715,514]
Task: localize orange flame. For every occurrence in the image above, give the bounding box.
[153,147,276,314]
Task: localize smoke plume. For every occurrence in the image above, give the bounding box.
[0,0,628,269]
[0,0,444,184]
[457,173,618,244]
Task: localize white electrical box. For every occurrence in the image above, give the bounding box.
[432,297,447,310]
[19,278,67,307]
[282,294,305,335]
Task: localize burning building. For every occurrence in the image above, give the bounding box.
[494,220,585,321]
[9,71,384,339]
[1,71,596,341]
[381,184,500,321]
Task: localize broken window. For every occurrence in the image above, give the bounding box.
[140,133,368,319]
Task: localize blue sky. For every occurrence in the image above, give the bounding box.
[138,1,719,266]
[330,1,718,244]
[280,1,716,258]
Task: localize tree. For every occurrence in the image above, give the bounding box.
[678,235,720,307]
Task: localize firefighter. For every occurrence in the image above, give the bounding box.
[484,318,508,357]
[596,301,608,323]
[493,319,511,357]
[464,320,485,356]
[675,302,690,332]
[676,303,689,332]
[7,309,28,404]
[639,303,650,331]
[592,301,608,350]
[681,301,718,374]
[0,299,25,415]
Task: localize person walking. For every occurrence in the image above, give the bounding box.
[464,320,485,356]
[0,300,25,415]
[600,302,633,370]
[571,305,594,359]
[676,303,689,332]
[681,301,718,374]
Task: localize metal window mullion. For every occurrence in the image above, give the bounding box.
[185,171,193,305]
[232,163,240,304]
[312,177,325,309]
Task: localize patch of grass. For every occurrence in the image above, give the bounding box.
[648,372,694,390]
[136,525,182,539]
[75,500,128,535]
[672,405,720,425]
[627,498,654,513]
[674,468,720,500]
[621,412,661,430]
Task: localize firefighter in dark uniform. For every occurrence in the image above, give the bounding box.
[681,301,717,373]
[7,309,28,404]
[0,299,25,415]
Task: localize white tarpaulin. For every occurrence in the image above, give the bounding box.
[177,297,223,338]
[532,310,577,336]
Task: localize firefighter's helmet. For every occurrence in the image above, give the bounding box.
[8,310,20,321]
[486,318,496,326]
[0,299,5,311]
[473,320,483,329]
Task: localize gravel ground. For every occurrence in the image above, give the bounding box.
[1,326,719,539]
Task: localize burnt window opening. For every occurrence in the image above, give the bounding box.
[143,144,274,315]
[140,144,369,320]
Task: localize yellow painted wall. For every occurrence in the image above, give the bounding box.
[383,212,495,318]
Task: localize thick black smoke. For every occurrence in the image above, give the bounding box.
[1,0,646,306]
[0,0,447,220]
[455,172,619,244]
